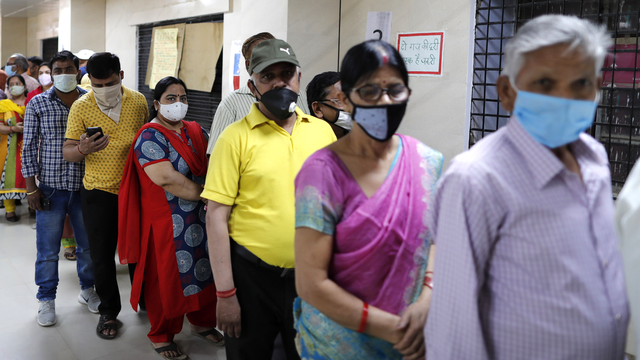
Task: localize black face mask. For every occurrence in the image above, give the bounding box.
[252,81,298,121]
[351,101,407,142]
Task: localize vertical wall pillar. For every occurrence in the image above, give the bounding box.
[59,0,106,54]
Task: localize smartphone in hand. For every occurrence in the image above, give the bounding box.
[86,127,104,140]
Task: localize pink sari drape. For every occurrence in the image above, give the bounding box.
[330,135,432,315]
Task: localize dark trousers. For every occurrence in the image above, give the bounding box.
[81,187,125,318]
[225,250,300,360]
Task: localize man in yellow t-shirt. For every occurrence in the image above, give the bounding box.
[63,52,148,340]
[203,39,336,359]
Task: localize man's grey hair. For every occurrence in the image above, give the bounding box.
[502,15,612,81]
[9,53,29,72]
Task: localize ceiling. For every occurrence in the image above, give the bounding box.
[1,0,59,18]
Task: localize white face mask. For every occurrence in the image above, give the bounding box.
[158,102,188,122]
[334,111,352,131]
[9,85,24,96]
[93,80,122,109]
[39,73,53,87]
[52,74,76,93]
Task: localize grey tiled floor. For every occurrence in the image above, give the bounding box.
[0,205,226,360]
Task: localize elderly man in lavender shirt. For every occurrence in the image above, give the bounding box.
[425,15,629,360]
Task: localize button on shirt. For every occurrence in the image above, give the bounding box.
[202,104,336,268]
[425,117,629,360]
[22,87,87,191]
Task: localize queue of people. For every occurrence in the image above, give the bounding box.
[4,12,637,360]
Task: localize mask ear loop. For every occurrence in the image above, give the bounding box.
[249,79,263,101]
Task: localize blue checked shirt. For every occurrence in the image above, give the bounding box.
[22,87,87,191]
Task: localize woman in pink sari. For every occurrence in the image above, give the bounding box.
[294,40,443,360]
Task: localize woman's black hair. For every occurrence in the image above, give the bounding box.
[339,40,409,96]
[7,74,28,97]
[149,76,188,119]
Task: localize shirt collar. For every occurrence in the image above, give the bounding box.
[246,103,312,129]
[505,116,573,189]
[45,86,88,100]
[237,85,253,95]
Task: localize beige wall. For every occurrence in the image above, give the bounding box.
[26,10,59,58]
[106,0,230,89]
[340,0,472,165]
[1,17,28,64]
[70,0,106,54]
[221,0,289,96]
[60,0,105,58]
[286,0,340,92]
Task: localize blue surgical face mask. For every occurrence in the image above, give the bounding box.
[511,81,598,148]
[5,65,16,77]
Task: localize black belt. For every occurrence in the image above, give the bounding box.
[231,239,295,278]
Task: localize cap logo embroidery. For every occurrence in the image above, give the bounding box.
[280,48,291,55]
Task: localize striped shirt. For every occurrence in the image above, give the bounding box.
[425,117,629,360]
[22,87,87,191]
[206,85,310,154]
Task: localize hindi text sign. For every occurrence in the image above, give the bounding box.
[397,32,444,76]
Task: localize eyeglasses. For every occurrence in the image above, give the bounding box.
[320,98,343,107]
[351,84,411,102]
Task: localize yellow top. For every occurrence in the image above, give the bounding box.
[202,104,336,268]
[65,86,148,194]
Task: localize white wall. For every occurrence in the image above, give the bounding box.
[339,0,472,166]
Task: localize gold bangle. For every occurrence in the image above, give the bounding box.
[26,189,39,196]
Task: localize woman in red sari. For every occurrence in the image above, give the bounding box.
[119,76,223,360]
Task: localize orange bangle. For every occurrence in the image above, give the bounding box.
[357,302,369,333]
[216,288,237,298]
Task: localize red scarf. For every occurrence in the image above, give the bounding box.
[118,120,208,266]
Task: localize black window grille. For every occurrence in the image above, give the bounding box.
[137,14,223,131]
[471,0,640,195]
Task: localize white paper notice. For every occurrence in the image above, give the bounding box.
[365,12,392,43]
[397,32,445,76]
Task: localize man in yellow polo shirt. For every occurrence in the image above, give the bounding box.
[204,39,336,359]
[62,52,148,340]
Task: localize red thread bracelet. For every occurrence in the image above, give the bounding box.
[77,143,88,156]
[357,302,369,333]
[216,288,237,298]
[424,271,434,290]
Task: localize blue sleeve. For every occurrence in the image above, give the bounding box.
[134,128,170,167]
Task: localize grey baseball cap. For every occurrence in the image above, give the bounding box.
[249,39,300,74]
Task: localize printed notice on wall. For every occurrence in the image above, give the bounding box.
[365,12,392,43]
[397,32,444,76]
[149,28,179,89]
